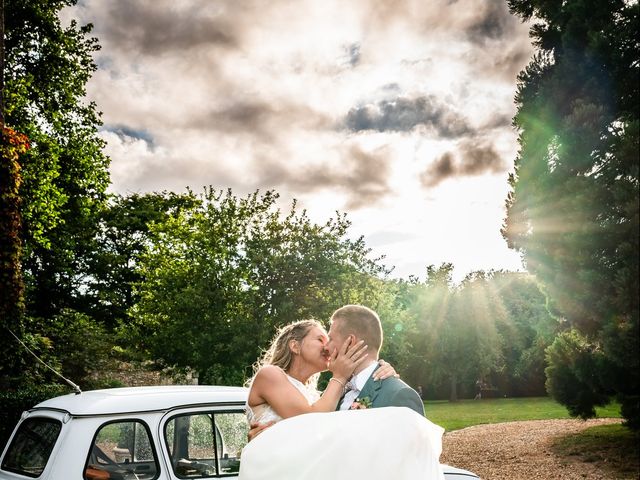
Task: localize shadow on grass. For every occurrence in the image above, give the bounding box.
[551,424,639,479]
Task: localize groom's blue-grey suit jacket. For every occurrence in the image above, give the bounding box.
[351,365,425,416]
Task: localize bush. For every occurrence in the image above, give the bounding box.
[545,330,610,419]
[41,309,114,388]
[0,385,71,451]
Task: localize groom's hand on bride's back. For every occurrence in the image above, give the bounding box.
[247,420,276,442]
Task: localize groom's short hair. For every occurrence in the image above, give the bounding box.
[330,305,383,353]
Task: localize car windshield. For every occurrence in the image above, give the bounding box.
[1,417,62,478]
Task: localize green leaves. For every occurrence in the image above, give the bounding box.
[504,0,639,427]
[128,189,390,384]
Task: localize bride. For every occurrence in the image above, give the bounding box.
[239,318,445,480]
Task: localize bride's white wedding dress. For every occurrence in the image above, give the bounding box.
[239,374,445,480]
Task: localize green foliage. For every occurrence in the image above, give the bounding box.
[504,0,639,427]
[394,270,558,401]
[399,265,503,401]
[39,309,114,388]
[4,310,114,389]
[1,0,111,386]
[4,0,110,323]
[490,272,559,396]
[127,188,389,384]
[545,330,610,419]
[85,192,201,329]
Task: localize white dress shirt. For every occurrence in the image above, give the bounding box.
[339,361,378,410]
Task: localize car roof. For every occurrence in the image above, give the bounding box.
[31,385,248,416]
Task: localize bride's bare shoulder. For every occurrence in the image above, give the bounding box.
[255,364,286,382]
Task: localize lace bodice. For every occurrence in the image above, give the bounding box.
[246,373,320,424]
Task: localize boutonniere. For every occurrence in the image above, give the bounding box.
[350,396,372,410]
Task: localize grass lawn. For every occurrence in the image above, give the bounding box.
[424,396,622,432]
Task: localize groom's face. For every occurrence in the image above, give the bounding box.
[326,318,353,355]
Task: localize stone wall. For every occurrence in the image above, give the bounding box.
[92,362,199,387]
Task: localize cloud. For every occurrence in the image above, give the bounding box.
[344,42,362,67]
[103,124,155,147]
[420,140,507,187]
[344,95,471,137]
[187,101,333,140]
[255,143,392,210]
[465,1,516,44]
[89,0,242,56]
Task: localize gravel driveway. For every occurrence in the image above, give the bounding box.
[440,418,627,479]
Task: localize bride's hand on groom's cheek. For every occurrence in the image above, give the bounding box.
[247,420,276,442]
[330,339,367,374]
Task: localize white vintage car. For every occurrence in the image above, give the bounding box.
[0,386,479,479]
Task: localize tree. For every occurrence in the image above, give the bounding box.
[85,192,200,329]
[504,0,639,428]
[400,265,504,401]
[128,189,390,385]
[0,0,109,386]
[489,272,558,396]
[4,0,109,323]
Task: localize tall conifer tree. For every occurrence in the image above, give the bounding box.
[503,0,639,428]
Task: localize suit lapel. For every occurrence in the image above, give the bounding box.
[357,365,383,405]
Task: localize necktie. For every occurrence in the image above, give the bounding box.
[338,377,357,409]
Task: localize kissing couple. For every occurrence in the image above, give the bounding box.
[238,304,445,480]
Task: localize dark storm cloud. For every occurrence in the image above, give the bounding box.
[489,45,533,80]
[420,141,506,188]
[460,1,533,80]
[465,1,515,44]
[257,144,392,209]
[94,0,240,55]
[342,145,393,209]
[188,101,332,139]
[206,101,276,135]
[344,96,471,138]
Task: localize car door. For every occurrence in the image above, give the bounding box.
[159,406,248,479]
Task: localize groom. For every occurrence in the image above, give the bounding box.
[248,304,424,440]
[327,304,424,415]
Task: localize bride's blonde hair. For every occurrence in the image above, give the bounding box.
[248,319,325,388]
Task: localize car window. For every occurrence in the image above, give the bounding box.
[164,411,248,478]
[84,419,159,480]
[1,417,62,478]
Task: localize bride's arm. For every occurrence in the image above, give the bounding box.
[251,340,367,419]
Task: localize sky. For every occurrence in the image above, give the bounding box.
[65,0,535,282]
